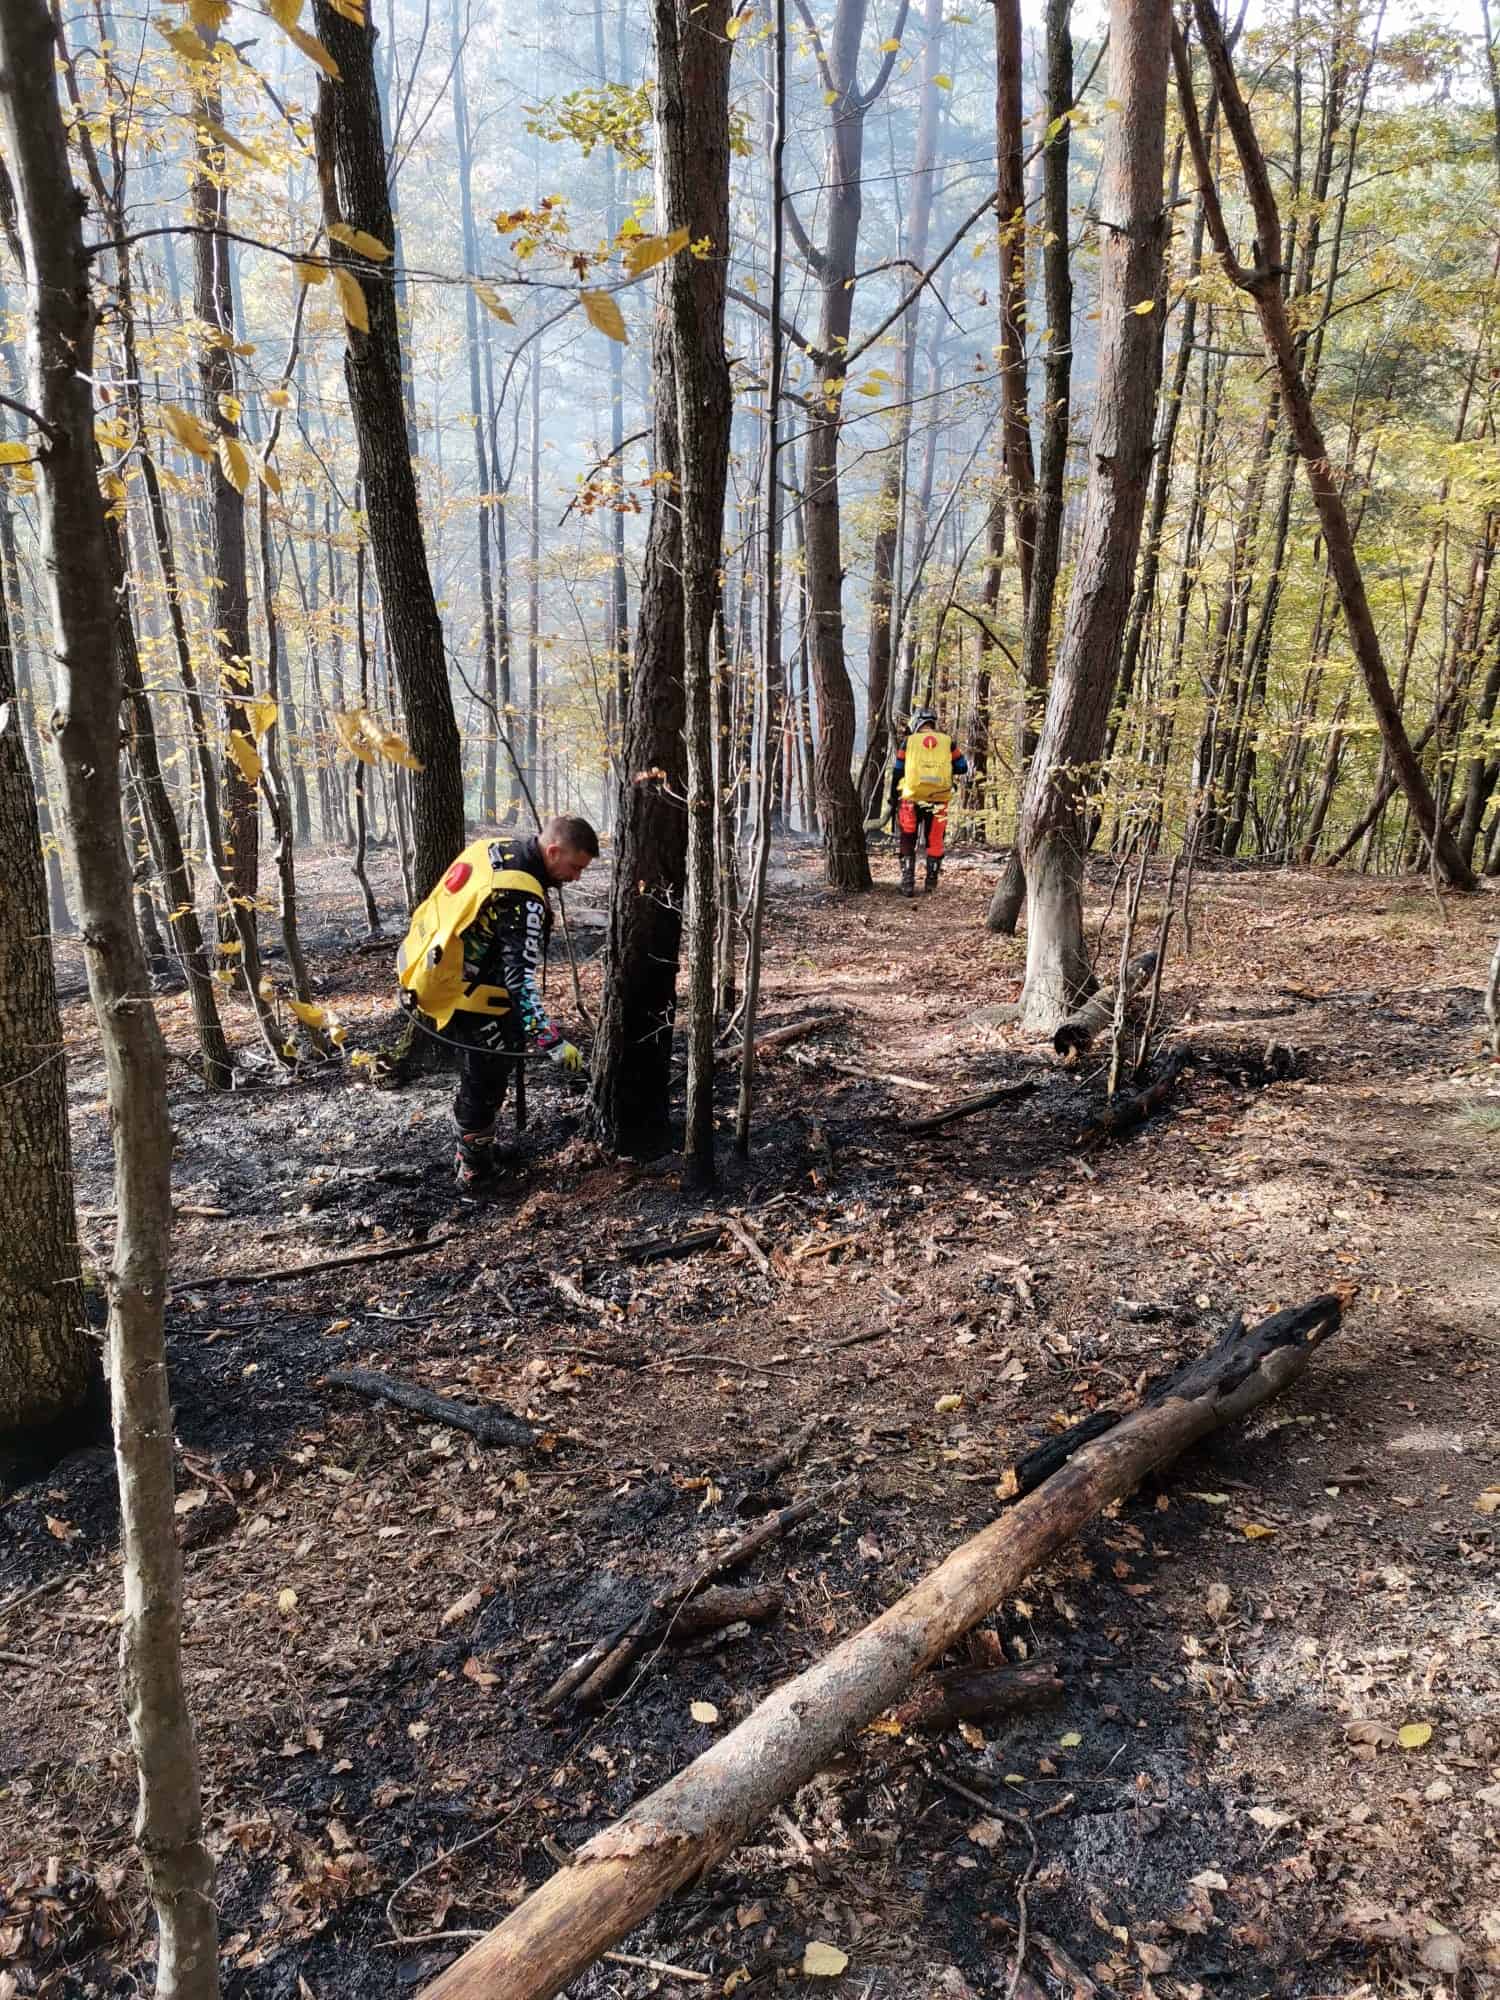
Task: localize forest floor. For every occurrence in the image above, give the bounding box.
[3,840,1499,2000]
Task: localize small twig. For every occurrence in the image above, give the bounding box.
[0,1650,43,1669]
[602,1950,712,1985]
[176,1233,445,1289]
[926,1766,1038,2000]
[722,1213,772,1276]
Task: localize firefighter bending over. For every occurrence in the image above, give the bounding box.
[396,815,599,1187]
[891,709,968,897]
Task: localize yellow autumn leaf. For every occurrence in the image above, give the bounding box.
[1130,297,1156,315]
[1242,1522,1276,1539]
[823,88,838,104]
[690,1700,720,1724]
[278,18,340,78]
[155,18,214,62]
[802,1943,849,1979]
[187,0,230,29]
[225,730,262,786]
[0,440,30,465]
[160,402,216,460]
[277,1586,298,1615]
[323,0,364,21]
[879,34,900,48]
[294,259,327,287]
[374,726,424,771]
[254,452,283,497]
[288,998,327,1028]
[330,221,392,262]
[197,116,268,166]
[580,288,628,343]
[245,695,278,741]
[1397,1722,1433,1751]
[333,265,369,334]
[267,0,302,25]
[218,434,250,495]
[333,709,377,766]
[267,388,290,407]
[473,282,515,325]
[725,9,750,37]
[933,71,952,88]
[623,226,691,279]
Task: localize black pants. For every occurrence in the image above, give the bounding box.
[441,1012,523,1135]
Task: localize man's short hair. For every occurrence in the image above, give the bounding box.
[542,813,600,859]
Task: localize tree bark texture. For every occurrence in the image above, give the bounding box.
[987,0,1072,934]
[0,5,219,1990]
[797,0,908,891]
[657,0,733,1184]
[191,88,259,933]
[312,3,466,899]
[589,327,688,1153]
[1017,0,1171,1031]
[419,1296,1341,2000]
[1176,0,1477,892]
[0,494,89,1431]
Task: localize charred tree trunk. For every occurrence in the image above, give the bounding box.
[590,341,688,1153]
[312,0,466,899]
[658,0,734,1185]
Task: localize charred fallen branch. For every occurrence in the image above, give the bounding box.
[1053,950,1159,1061]
[892,1661,1064,1735]
[1081,1046,1187,1146]
[539,1481,852,1712]
[905,1078,1038,1135]
[322,1368,533,1449]
[421,1296,1342,2000]
[617,1225,724,1264]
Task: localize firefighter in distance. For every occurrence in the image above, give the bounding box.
[891,708,968,896]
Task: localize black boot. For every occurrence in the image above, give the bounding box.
[924,856,942,893]
[899,852,916,898]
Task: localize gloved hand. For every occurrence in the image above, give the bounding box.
[548,1039,583,1074]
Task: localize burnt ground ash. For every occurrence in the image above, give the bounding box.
[2,845,1498,2000]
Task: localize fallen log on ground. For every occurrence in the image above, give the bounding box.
[322,1368,533,1449]
[420,1296,1341,2000]
[892,1660,1064,1734]
[665,1586,782,1643]
[617,1225,724,1264]
[751,1012,843,1060]
[905,1078,1038,1135]
[1053,950,1158,1061]
[1080,1046,1188,1147]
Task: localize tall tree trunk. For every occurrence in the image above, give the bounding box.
[0,6,218,1989]
[621,0,732,1182]
[0,451,89,1432]
[987,0,1073,933]
[1016,0,1172,1032]
[312,0,467,898]
[451,0,500,824]
[856,0,943,816]
[1175,2,1478,891]
[191,85,259,940]
[794,0,909,890]
[994,0,1037,611]
[590,344,689,1152]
